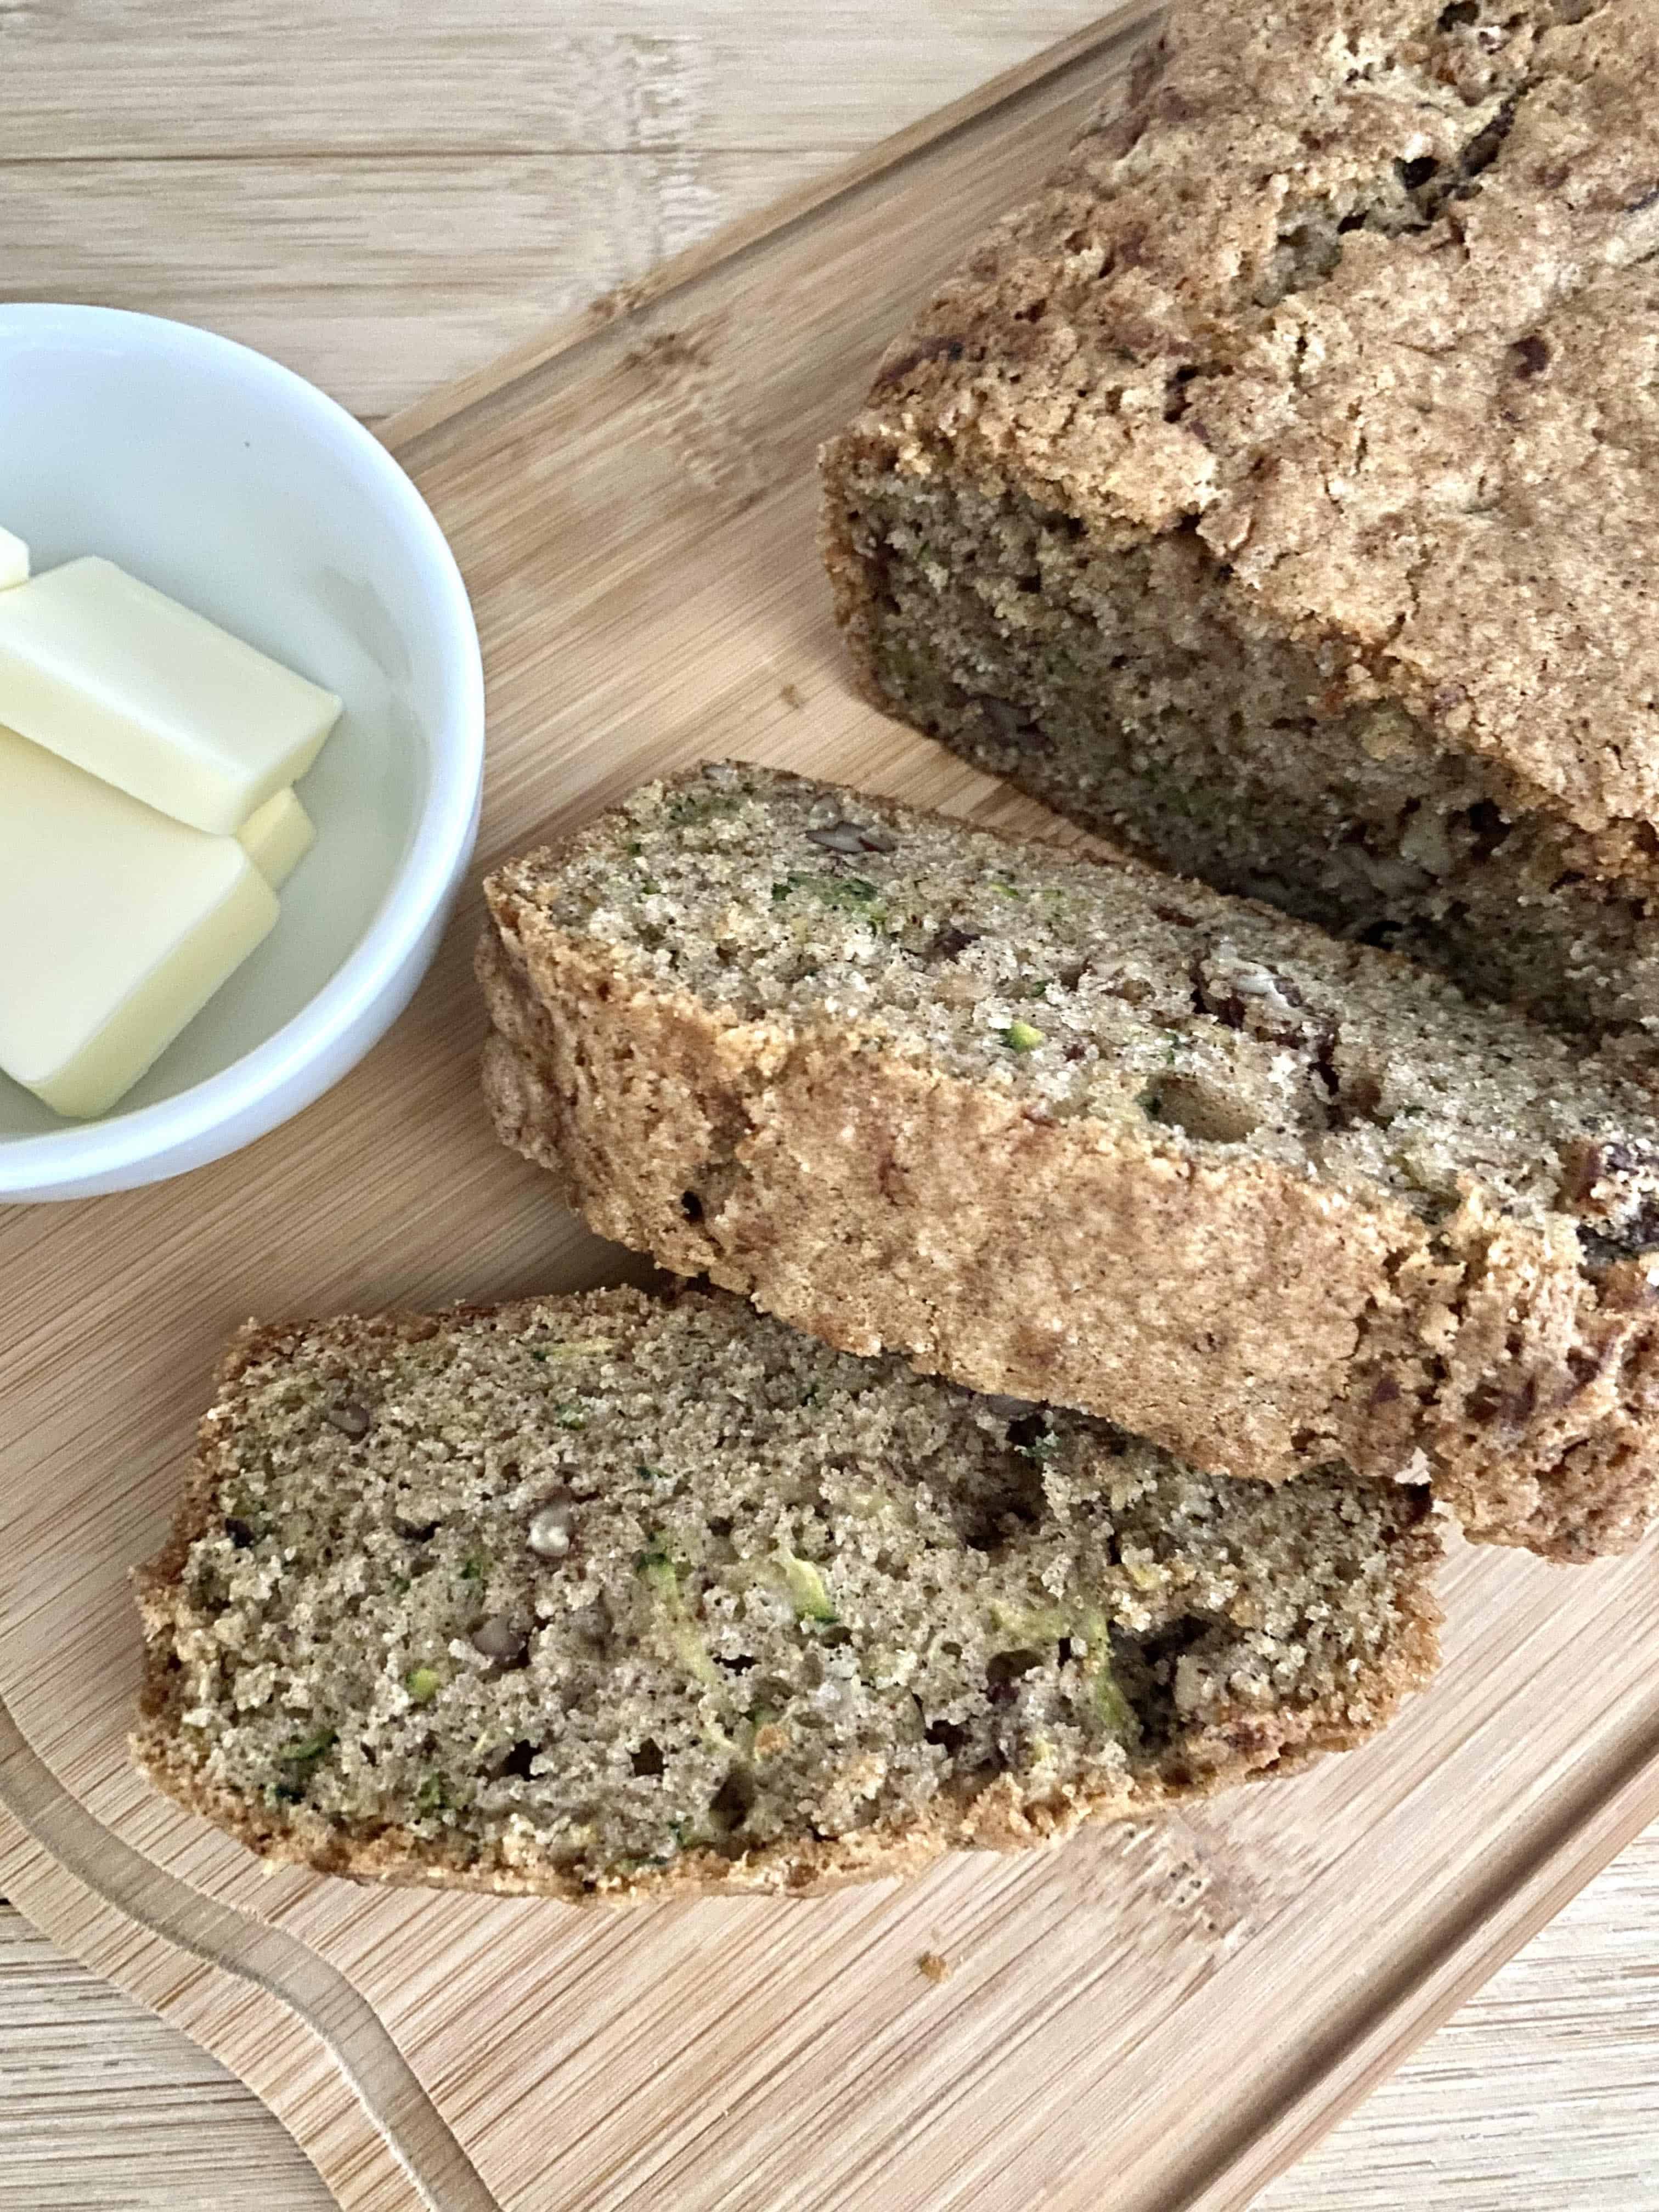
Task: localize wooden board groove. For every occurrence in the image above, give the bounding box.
[0,1708,495,2212]
[5,9,1659,2210]
[381,7,1160,451]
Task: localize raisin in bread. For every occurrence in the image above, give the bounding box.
[479,762,1659,1562]
[131,1286,1441,1900]
[821,0,1659,1043]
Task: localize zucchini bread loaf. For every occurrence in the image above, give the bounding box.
[480,762,1659,1562]
[131,1286,1441,1899]
[821,0,1659,1040]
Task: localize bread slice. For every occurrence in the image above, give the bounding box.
[479,761,1659,1562]
[131,1285,1441,1900]
[820,0,1659,1043]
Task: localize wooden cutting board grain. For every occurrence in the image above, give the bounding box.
[5,12,1659,2209]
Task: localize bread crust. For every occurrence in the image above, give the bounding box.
[822,0,1659,836]
[479,790,1659,1562]
[131,1293,1442,1901]
[819,1,1659,1045]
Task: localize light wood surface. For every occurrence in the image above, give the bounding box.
[8,1827,1658,2212]
[1,1,1095,422]
[4,6,1659,2210]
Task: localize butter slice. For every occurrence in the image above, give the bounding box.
[237,786,315,889]
[0,556,341,834]
[0,527,27,590]
[0,724,278,1119]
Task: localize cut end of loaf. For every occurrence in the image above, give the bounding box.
[822,445,1659,1045]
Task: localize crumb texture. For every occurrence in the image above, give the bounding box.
[479,764,1659,1560]
[821,0,1659,1037]
[131,1286,1441,1900]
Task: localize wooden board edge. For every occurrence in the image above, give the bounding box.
[6,1714,1659,2212]
[377,1,1163,454]
[1175,1722,1659,2212]
[0,1699,497,2212]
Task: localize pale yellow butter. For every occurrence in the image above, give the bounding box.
[0,527,28,591]
[0,556,341,834]
[237,786,315,889]
[0,724,278,1119]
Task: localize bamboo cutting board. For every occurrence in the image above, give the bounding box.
[5,10,1659,2210]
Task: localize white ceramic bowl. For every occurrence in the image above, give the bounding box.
[0,305,484,1201]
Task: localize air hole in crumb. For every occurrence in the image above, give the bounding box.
[715,1653,757,1674]
[962,1454,1047,1551]
[631,1739,665,1778]
[1005,1413,1052,1460]
[929,923,983,962]
[987,1649,1044,1694]
[499,1741,538,1780]
[1108,1616,1212,1748]
[1140,1074,1261,1145]
[1398,155,1440,190]
[1328,1065,1384,1128]
[709,1769,756,1831]
[926,1717,968,1753]
[1566,1346,1607,1390]
[1464,799,1512,858]
[1510,334,1549,379]
[1163,364,1201,421]
[681,1189,705,1223]
[1437,0,1479,23]
[1468,1373,1540,1435]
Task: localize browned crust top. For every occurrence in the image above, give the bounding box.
[827,0,1659,836]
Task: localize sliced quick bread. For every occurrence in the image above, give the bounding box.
[132,1285,1441,1900]
[479,761,1659,1561]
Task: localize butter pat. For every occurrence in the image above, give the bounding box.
[0,526,27,590]
[238,786,315,889]
[0,724,278,1118]
[0,556,341,834]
